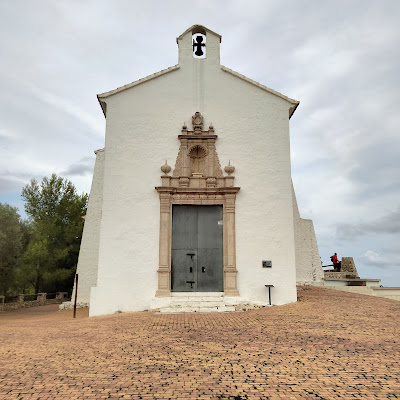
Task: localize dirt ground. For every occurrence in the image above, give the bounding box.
[0,286,399,399]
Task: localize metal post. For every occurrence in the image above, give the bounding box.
[265,285,274,306]
[73,274,78,319]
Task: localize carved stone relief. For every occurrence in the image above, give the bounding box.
[172,121,223,179]
[192,111,204,131]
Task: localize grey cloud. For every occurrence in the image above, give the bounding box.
[61,157,95,176]
[0,169,55,194]
[0,176,24,194]
[357,250,400,269]
[1,0,400,284]
[28,86,104,135]
[337,207,400,239]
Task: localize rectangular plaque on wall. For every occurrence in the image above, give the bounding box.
[262,260,272,268]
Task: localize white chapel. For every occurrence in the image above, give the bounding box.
[72,25,323,317]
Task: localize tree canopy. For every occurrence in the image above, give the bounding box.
[20,174,88,293]
[0,203,23,295]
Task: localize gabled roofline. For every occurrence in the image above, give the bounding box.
[220,66,300,118]
[96,52,300,119]
[176,24,222,44]
[97,65,180,117]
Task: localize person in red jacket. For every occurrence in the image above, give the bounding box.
[331,253,341,271]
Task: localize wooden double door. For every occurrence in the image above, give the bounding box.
[171,205,223,292]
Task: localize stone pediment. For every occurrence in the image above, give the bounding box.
[157,112,238,192]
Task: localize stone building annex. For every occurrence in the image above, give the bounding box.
[70,25,323,317]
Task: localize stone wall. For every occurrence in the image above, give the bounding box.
[71,149,104,305]
[341,257,359,275]
[0,293,68,312]
[292,184,324,285]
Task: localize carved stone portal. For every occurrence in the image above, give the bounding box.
[155,112,240,297]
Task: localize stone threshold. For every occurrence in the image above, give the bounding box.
[324,278,381,282]
[171,292,224,297]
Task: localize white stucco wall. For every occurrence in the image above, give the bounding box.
[71,149,104,305]
[292,184,324,285]
[89,27,299,316]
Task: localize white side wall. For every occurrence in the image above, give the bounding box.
[90,29,298,316]
[292,184,324,285]
[72,149,104,304]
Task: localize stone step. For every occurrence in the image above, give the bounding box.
[171,292,224,297]
[157,292,238,314]
[169,300,225,307]
[159,305,235,314]
[169,297,226,304]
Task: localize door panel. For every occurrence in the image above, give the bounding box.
[197,206,223,292]
[171,206,197,249]
[170,249,197,292]
[171,205,223,292]
[171,206,197,292]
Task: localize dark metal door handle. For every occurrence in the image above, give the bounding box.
[190,267,193,273]
[202,267,205,273]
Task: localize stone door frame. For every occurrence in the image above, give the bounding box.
[155,112,240,297]
[155,187,240,297]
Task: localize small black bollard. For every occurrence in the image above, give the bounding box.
[73,274,78,318]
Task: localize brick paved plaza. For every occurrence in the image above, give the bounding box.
[0,286,399,399]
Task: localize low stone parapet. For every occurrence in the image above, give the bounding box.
[324,277,381,287]
[324,272,358,279]
[325,285,400,301]
[0,292,69,312]
[371,287,400,301]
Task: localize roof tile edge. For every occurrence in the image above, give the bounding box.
[220,66,300,118]
[97,65,180,100]
[176,24,221,43]
[97,65,180,117]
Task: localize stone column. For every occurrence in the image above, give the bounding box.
[0,296,4,311]
[37,293,46,305]
[17,294,24,303]
[156,192,172,297]
[206,140,215,177]
[181,139,190,177]
[56,292,67,301]
[223,194,239,296]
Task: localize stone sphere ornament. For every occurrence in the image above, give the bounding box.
[224,160,235,176]
[161,160,171,175]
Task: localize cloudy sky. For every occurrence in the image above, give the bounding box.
[1,0,399,286]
